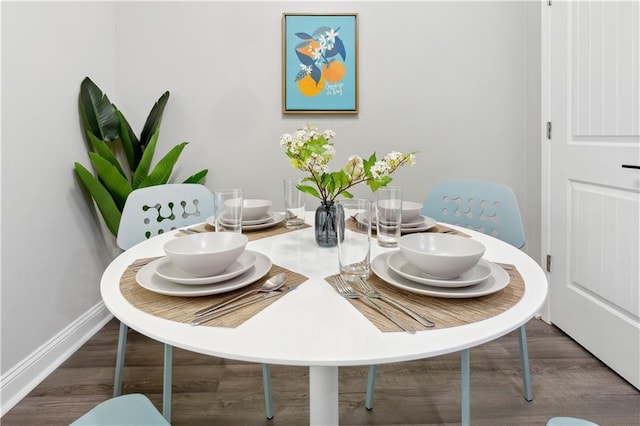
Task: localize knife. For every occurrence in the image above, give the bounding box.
[191,286,296,326]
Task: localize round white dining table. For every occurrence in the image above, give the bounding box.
[101,219,548,425]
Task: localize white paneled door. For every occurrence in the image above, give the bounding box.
[548,0,640,389]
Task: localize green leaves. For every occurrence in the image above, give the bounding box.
[116,109,142,171]
[367,175,392,192]
[74,162,121,236]
[137,141,188,188]
[131,127,160,189]
[79,77,120,142]
[87,132,126,178]
[74,78,208,237]
[140,91,169,148]
[88,152,132,210]
[298,184,321,199]
[183,169,209,184]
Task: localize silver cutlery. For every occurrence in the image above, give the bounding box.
[181,227,204,234]
[356,278,435,327]
[333,276,416,334]
[191,290,285,326]
[193,273,288,317]
[128,258,156,271]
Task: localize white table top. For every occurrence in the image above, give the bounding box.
[101,221,548,367]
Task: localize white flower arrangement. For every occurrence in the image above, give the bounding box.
[280,123,416,204]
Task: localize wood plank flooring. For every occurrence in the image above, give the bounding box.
[2,318,638,425]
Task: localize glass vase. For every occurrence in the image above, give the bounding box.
[315,201,345,247]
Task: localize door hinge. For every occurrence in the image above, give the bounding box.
[546,254,552,272]
[547,0,552,5]
[546,121,552,140]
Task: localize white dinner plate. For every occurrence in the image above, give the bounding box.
[399,216,438,233]
[386,251,493,288]
[356,213,437,234]
[371,251,509,298]
[241,212,285,230]
[242,212,274,226]
[206,212,285,230]
[209,213,274,226]
[136,251,272,297]
[401,215,431,228]
[153,250,257,285]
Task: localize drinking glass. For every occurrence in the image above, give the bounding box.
[283,178,306,229]
[337,199,372,281]
[214,188,243,233]
[376,186,402,247]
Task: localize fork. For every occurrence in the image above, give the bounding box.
[181,227,204,235]
[128,258,155,272]
[357,278,435,327]
[334,276,416,334]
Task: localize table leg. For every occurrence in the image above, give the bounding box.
[461,349,470,426]
[309,366,339,425]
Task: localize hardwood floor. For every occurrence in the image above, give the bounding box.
[2,318,638,425]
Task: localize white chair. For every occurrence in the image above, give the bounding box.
[114,184,274,421]
[365,180,531,426]
[71,393,169,425]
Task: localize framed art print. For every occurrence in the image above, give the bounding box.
[282,13,358,114]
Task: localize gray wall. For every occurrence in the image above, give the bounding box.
[0,0,541,410]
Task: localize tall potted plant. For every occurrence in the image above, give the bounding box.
[74,77,207,238]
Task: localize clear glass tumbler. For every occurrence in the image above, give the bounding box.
[337,198,372,281]
[214,188,243,233]
[376,186,402,247]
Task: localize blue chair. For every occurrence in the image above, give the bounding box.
[71,394,170,425]
[547,417,599,426]
[114,184,274,421]
[365,180,531,425]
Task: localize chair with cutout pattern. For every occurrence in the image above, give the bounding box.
[365,180,531,426]
[114,184,274,422]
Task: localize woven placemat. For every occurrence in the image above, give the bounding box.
[325,264,524,332]
[345,217,470,238]
[120,261,308,328]
[178,222,311,241]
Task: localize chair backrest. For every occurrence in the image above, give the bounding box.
[71,393,169,425]
[422,180,526,248]
[117,183,214,250]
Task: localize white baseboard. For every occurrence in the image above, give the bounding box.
[0,302,113,416]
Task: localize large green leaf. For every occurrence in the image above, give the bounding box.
[88,152,132,211]
[87,131,126,178]
[139,91,169,148]
[116,109,142,171]
[298,184,320,199]
[183,169,209,184]
[367,175,392,192]
[74,162,121,236]
[131,128,159,189]
[79,77,120,142]
[137,142,188,188]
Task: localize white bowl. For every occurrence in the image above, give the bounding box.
[401,201,423,223]
[243,199,272,221]
[163,232,248,277]
[398,233,485,279]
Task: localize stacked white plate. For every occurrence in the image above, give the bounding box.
[355,213,437,233]
[136,250,272,297]
[206,212,285,230]
[371,251,509,298]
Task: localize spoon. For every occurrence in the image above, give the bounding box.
[192,272,287,317]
